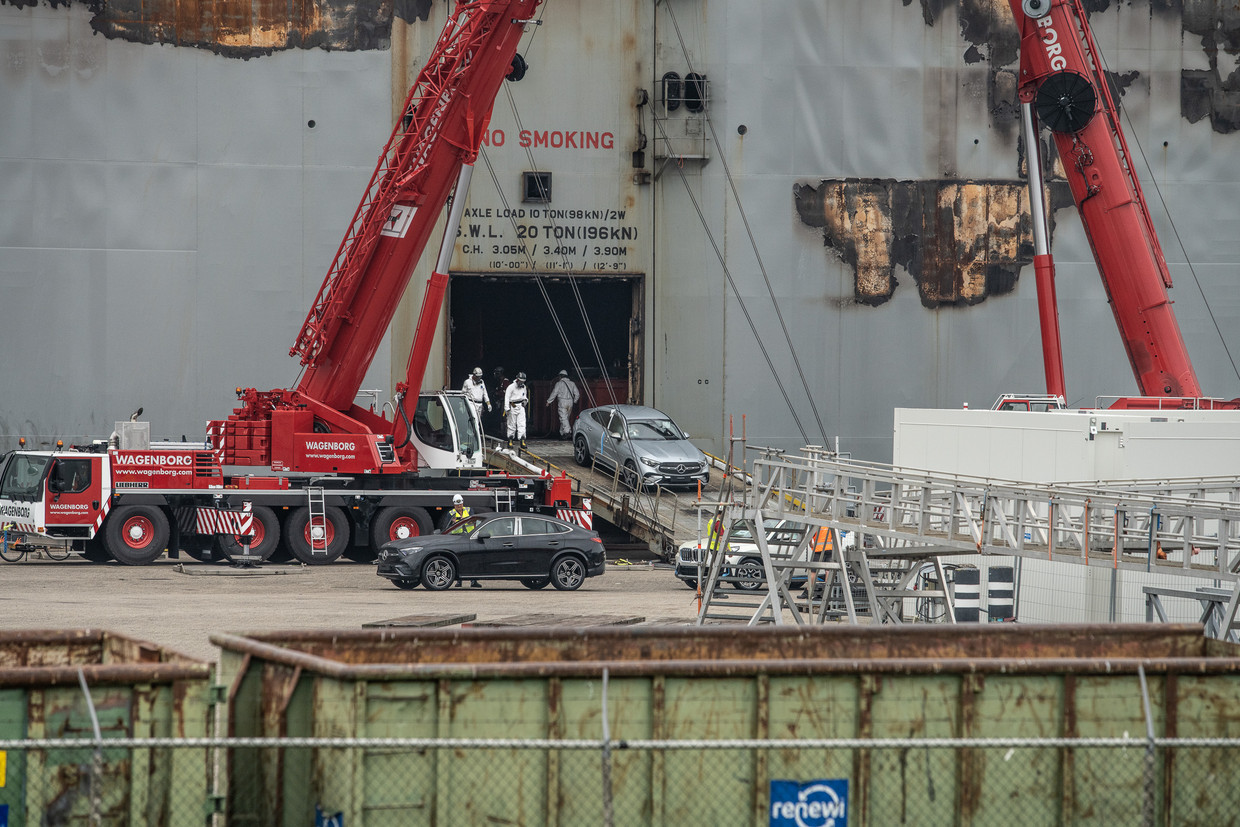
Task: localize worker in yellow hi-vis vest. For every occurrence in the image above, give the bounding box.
[442,494,481,589]
[799,525,834,601]
[706,515,727,555]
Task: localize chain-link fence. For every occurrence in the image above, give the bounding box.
[2,734,1238,825]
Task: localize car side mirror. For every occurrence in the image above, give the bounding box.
[682,431,690,439]
[433,529,442,535]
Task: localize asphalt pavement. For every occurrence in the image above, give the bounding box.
[0,555,704,664]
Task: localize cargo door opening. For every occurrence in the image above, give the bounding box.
[448,276,642,439]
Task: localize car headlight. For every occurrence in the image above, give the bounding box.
[399,546,422,556]
[639,456,659,468]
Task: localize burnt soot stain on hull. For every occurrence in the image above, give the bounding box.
[794,179,1074,309]
[2,0,436,58]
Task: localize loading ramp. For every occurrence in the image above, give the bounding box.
[485,437,749,559]
[695,447,1240,638]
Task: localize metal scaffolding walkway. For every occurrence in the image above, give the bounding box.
[696,447,1240,639]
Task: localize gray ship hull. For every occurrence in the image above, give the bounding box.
[3,0,1238,463]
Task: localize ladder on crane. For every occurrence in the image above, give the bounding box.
[306,487,328,555]
[697,447,1240,638]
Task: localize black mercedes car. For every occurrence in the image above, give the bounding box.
[376,512,606,591]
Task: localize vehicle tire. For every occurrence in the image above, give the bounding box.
[392,578,420,591]
[573,435,591,466]
[550,555,587,591]
[621,460,641,491]
[284,506,349,565]
[104,505,170,566]
[215,505,281,563]
[521,577,551,590]
[733,557,764,591]
[370,506,433,549]
[421,556,456,591]
[681,578,698,590]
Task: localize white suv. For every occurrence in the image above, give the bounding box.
[674,520,854,591]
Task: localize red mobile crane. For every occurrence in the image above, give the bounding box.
[1008,0,1234,408]
[0,0,581,566]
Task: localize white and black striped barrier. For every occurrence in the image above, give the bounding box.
[953,567,981,622]
[952,565,1017,622]
[988,565,1015,622]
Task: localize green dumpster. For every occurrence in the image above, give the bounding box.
[0,629,213,826]
[213,623,1240,826]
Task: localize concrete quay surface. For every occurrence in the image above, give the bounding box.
[0,556,704,664]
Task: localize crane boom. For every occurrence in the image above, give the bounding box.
[215,0,541,473]
[1010,0,1202,399]
[293,0,540,410]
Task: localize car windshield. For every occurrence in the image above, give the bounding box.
[627,418,682,441]
[0,453,50,501]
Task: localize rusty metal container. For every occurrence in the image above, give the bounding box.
[212,623,1240,825]
[0,630,213,826]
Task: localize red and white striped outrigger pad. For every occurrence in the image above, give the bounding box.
[557,498,592,530]
[195,501,254,536]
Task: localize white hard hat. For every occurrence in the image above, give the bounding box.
[517,372,527,381]
[472,367,482,377]
[452,494,464,505]
[558,369,568,377]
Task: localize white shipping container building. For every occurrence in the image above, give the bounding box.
[893,406,1240,625]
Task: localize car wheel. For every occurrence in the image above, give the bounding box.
[621,460,641,490]
[733,557,764,591]
[421,556,456,591]
[573,435,591,465]
[551,555,586,591]
[521,577,551,590]
[392,578,420,590]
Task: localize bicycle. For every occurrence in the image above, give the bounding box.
[1,523,71,562]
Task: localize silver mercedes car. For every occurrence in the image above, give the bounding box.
[571,404,709,489]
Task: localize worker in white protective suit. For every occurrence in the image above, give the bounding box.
[504,372,529,450]
[545,370,580,440]
[462,367,492,427]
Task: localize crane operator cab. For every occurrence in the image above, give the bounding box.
[411,390,485,470]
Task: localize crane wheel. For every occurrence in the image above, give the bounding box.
[284,506,349,564]
[370,506,433,553]
[215,505,281,563]
[104,505,170,566]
